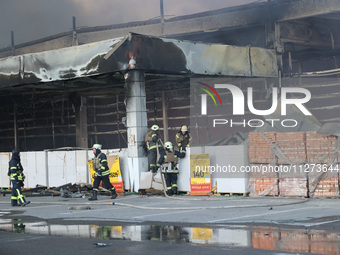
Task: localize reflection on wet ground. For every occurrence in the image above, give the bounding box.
[0,216,340,254]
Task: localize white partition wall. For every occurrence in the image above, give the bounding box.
[0,153,10,187]
[177,147,191,192]
[75,150,89,184]
[178,145,249,193]
[206,145,249,193]
[21,151,47,188]
[0,145,249,192]
[48,151,78,187]
[47,150,94,187]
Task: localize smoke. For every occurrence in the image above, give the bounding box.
[0,0,256,49]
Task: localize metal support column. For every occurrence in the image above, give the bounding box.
[13,104,18,149]
[162,92,168,142]
[125,70,148,192]
[75,96,88,148]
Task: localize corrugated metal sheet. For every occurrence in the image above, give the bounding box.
[0,37,124,87]
[0,33,278,88]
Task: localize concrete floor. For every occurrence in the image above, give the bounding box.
[0,194,337,225]
[1,194,340,254]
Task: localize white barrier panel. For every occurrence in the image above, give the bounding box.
[178,145,249,193]
[21,152,47,188]
[0,153,10,187]
[1,145,249,192]
[177,148,191,192]
[75,151,89,184]
[212,229,251,247]
[48,151,78,187]
[205,145,249,193]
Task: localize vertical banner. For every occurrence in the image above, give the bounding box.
[88,155,124,193]
[190,154,211,195]
[107,155,124,193]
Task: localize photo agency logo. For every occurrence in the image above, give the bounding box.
[192,79,312,129]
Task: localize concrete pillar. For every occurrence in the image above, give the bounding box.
[125,70,148,192]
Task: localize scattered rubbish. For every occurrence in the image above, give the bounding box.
[93,243,112,247]
[61,188,84,198]
[0,182,117,198]
[68,206,91,210]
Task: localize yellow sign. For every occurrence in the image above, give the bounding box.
[192,228,213,241]
[190,154,211,195]
[111,226,123,238]
[88,155,124,193]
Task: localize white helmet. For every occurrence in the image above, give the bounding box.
[151,125,159,131]
[92,144,102,150]
[164,141,173,151]
[181,125,188,132]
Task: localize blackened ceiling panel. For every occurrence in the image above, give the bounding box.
[0,33,278,88]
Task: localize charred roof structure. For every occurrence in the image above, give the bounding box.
[1,0,340,152]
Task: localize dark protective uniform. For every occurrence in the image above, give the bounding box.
[158,149,185,195]
[9,149,30,206]
[175,131,192,151]
[145,130,164,172]
[89,149,117,200]
[13,219,26,233]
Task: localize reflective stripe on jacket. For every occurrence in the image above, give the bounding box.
[175,131,192,147]
[145,130,162,150]
[94,153,110,176]
[9,159,24,182]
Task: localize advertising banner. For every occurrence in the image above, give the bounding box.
[190,154,211,195]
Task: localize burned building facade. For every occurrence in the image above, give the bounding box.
[1,0,340,152]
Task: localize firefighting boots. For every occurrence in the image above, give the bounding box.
[172,186,178,195]
[19,197,30,207]
[21,200,30,207]
[11,199,18,207]
[111,188,118,199]
[166,189,173,196]
[88,190,98,201]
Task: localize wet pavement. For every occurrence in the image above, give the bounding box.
[1,194,340,254]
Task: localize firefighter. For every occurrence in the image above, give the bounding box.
[9,149,30,207]
[89,144,118,201]
[158,141,185,196]
[13,219,26,234]
[175,125,192,152]
[145,125,164,173]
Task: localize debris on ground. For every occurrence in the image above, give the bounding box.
[0,183,118,198]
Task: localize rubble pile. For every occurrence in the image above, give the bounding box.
[0,183,116,198]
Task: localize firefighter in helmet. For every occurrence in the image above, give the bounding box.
[175,125,192,152]
[145,125,164,173]
[89,144,118,201]
[9,149,30,206]
[158,141,185,196]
